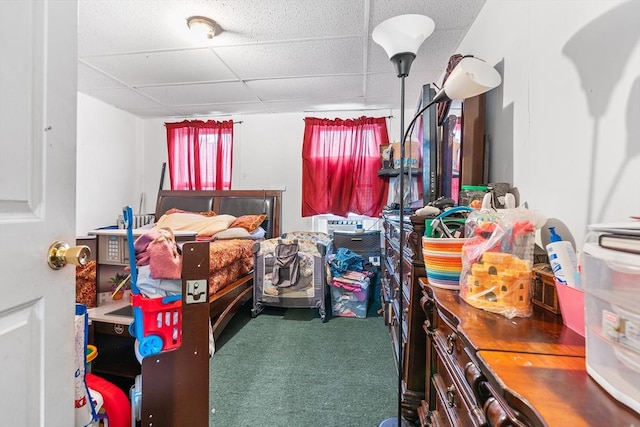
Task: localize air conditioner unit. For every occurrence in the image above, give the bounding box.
[312,214,382,236]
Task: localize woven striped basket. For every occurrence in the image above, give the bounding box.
[422,236,467,289]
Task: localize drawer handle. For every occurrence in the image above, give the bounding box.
[446,385,456,408]
[464,361,485,398]
[447,332,456,354]
[479,382,528,427]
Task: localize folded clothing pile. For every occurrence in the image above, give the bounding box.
[330,270,371,318]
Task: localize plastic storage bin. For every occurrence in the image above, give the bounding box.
[330,278,370,318]
[582,242,640,413]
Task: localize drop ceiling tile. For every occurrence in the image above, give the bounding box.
[84,87,164,110]
[209,0,366,42]
[78,62,127,91]
[214,38,364,79]
[125,106,187,119]
[81,49,236,86]
[246,75,364,102]
[79,0,367,56]
[172,102,271,117]
[369,30,465,75]
[139,81,258,106]
[366,71,441,101]
[79,0,222,55]
[369,0,486,30]
[261,98,377,115]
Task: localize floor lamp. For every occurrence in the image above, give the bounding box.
[373,15,502,427]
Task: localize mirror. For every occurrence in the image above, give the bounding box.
[439,100,462,203]
[419,83,487,206]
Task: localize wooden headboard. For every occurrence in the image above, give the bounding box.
[154,190,283,238]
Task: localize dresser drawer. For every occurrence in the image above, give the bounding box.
[433,307,476,388]
[386,219,415,260]
[432,337,487,426]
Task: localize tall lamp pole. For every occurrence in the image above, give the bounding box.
[373,14,435,427]
[373,14,502,426]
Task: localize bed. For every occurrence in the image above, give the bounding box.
[152,189,283,339]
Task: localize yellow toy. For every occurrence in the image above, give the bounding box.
[463,251,532,317]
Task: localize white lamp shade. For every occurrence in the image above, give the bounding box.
[372,14,435,59]
[442,56,502,100]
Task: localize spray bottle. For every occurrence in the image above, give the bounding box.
[546,227,580,288]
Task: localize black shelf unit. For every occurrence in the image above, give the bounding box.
[377,168,422,177]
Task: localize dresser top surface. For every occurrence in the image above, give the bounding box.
[478,351,639,426]
[421,277,585,357]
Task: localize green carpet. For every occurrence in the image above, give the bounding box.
[209,304,398,427]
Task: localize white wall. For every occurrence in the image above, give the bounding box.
[457,0,640,246]
[76,93,143,234]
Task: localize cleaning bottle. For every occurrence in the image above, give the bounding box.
[546,227,580,288]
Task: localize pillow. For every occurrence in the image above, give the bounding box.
[251,226,266,239]
[214,226,267,240]
[213,227,251,240]
[155,213,236,238]
[229,214,267,233]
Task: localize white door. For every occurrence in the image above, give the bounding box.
[0,0,78,426]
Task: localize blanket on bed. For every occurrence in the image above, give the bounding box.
[148,209,265,296]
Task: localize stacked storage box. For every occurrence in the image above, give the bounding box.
[582,242,640,413]
[332,230,381,313]
[330,271,371,318]
[332,230,381,266]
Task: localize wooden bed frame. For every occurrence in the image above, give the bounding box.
[154,189,283,340]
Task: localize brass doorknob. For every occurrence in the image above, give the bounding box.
[47,241,91,270]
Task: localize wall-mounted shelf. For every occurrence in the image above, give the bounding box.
[377,168,422,177]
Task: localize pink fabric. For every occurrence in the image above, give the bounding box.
[148,239,182,280]
[302,116,389,217]
[134,231,163,267]
[134,229,182,280]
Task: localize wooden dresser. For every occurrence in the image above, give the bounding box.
[418,277,640,426]
[381,213,431,422]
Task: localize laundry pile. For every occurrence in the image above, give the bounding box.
[133,227,182,297]
[328,248,372,318]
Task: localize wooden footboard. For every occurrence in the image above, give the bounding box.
[141,241,210,426]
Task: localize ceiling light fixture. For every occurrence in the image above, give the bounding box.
[186,16,217,39]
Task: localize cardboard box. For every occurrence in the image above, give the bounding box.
[391,140,420,169]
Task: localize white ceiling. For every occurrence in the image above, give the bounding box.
[78,0,486,119]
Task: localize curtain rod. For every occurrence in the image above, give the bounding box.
[302,115,393,121]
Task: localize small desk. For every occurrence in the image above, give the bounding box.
[87,296,139,393]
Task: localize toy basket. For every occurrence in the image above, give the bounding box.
[124,206,183,358]
[129,294,182,356]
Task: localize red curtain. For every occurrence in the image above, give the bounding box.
[302,116,389,217]
[165,120,233,190]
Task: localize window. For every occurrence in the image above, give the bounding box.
[165,120,233,190]
[302,116,389,217]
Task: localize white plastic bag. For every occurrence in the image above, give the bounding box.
[460,207,543,319]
